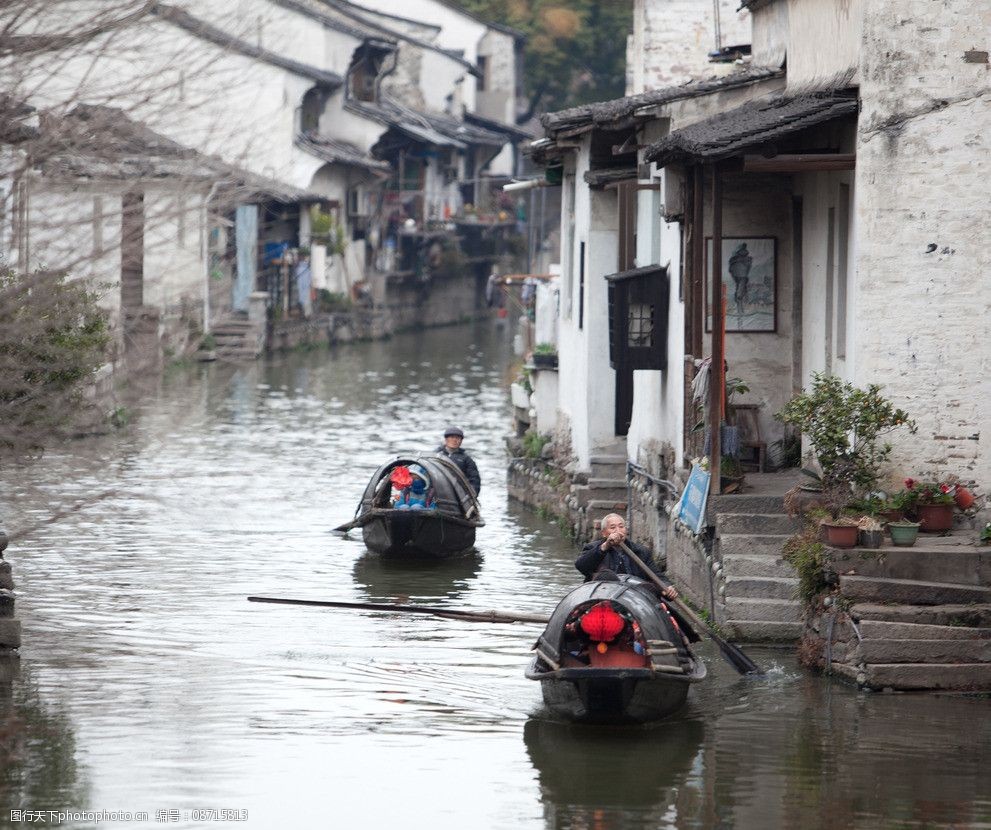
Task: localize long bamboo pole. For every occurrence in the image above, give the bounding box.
[709,165,723,492]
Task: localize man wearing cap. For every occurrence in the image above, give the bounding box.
[436,426,481,496]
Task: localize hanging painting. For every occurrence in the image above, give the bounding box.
[704,237,777,332]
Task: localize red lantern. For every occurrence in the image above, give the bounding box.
[579,602,625,643]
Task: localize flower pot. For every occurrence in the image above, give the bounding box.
[859,529,884,549]
[531,353,558,370]
[823,523,859,549]
[954,486,975,511]
[889,522,920,547]
[917,503,954,533]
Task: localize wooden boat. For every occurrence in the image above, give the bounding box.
[526,576,706,723]
[342,456,484,559]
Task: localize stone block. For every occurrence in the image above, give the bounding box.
[724,597,803,623]
[840,575,991,606]
[862,663,991,692]
[718,533,792,558]
[850,603,991,628]
[720,553,796,579]
[858,620,991,641]
[0,619,20,649]
[717,513,801,535]
[723,576,799,600]
[860,639,991,664]
[723,619,803,642]
[828,547,991,586]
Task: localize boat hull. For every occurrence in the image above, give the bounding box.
[528,663,697,724]
[362,510,476,559]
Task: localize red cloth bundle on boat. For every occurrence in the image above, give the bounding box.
[390,466,413,489]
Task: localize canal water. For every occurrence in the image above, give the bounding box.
[1,320,988,829]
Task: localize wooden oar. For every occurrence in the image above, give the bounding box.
[247,595,549,625]
[619,542,763,675]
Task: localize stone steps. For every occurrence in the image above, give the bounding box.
[570,480,628,506]
[723,619,804,642]
[840,575,991,606]
[708,494,785,517]
[723,575,798,600]
[850,602,991,628]
[721,553,797,579]
[858,619,991,640]
[718,533,792,558]
[717,513,802,535]
[858,663,991,691]
[723,597,803,623]
[858,638,991,664]
[829,547,990,586]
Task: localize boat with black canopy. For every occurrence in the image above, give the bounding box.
[337,456,484,559]
[526,575,706,723]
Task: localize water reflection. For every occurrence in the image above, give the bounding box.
[0,661,89,816]
[352,551,482,603]
[524,716,705,830]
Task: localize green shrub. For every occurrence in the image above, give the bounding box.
[523,430,550,459]
[783,527,828,605]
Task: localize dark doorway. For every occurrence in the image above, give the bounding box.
[121,191,144,309]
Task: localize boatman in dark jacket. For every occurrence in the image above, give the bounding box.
[436,426,481,496]
[576,513,678,600]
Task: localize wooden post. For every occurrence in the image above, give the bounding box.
[709,164,723,493]
[692,165,704,358]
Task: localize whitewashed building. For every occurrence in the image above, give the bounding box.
[517,0,990,646]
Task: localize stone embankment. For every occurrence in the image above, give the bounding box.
[803,532,991,691]
[0,531,21,658]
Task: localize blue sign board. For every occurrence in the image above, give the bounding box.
[676,464,710,535]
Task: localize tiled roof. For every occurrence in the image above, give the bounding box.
[644,90,859,165]
[540,67,784,135]
[296,132,390,171]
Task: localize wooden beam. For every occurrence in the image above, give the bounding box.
[742,153,856,173]
[691,165,704,360]
[709,165,723,494]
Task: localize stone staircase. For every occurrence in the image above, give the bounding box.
[566,447,629,538]
[211,314,265,360]
[815,538,991,690]
[710,494,804,642]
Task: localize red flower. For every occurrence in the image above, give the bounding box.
[904,478,915,489]
[940,484,951,494]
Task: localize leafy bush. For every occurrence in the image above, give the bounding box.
[776,373,915,497]
[783,527,829,605]
[0,267,110,454]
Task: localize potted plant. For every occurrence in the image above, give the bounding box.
[776,374,915,516]
[913,482,955,532]
[858,516,884,549]
[720,455,745,493]
[954,483,976,511]
[822,516,860,549]
[889,520,921,547]
[531,342,558,370]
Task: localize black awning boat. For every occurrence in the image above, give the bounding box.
[526,576,706,723]
[342,456,484,559]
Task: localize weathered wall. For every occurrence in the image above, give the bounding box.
[477,29,516,125]
[629,0,751,95]
[854,0,991,485]
[751,0,862,88]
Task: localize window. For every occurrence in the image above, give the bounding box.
[607,265,670,371]
[477,55,488,92]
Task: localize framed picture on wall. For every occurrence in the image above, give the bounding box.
[704,237,777,333]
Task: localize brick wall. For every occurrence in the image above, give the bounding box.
[854,0,991,484]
